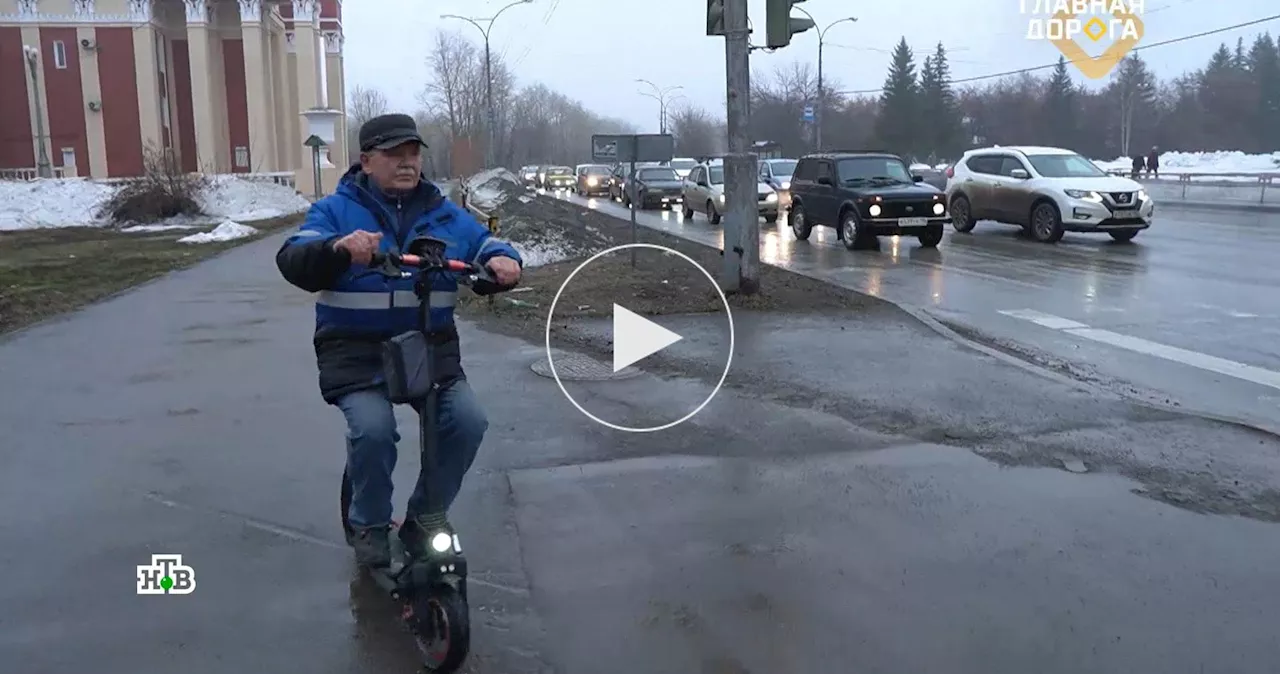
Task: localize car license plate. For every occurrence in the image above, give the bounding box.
[1112,209,1139,218]
[898,217,927,227]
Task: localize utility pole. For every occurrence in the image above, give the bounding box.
[22,45,53,178]
[721,0,755,293]
[441,0,531,170]
[795,9,856,151]
[636,79,684,135]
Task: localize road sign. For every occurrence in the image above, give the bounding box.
[591,135,619,161]
[591,134,675,163]
[802,105,814,122]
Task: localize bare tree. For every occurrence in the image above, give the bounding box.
[346,85,389,163]
[668,103,723,157]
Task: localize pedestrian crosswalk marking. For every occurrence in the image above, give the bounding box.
[999,309,1280,391]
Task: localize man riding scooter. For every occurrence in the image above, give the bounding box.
[275,113,522,568]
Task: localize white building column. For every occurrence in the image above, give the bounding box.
[183,0,220,172]
[237,0,275,171]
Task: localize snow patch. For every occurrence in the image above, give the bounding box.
[0,178,116,230]
[199,175,311,220]
[0,175,309,231]
[519,242,573,268]
[177,220,259,244]
[121,223,204,233]
[463,168,521,211]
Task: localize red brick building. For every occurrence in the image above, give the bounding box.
[1,0,347,192]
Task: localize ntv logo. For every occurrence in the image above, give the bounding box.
[1022,0,1146,79]
[137,554,196,595]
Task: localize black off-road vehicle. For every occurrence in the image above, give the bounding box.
[788,152,951,250]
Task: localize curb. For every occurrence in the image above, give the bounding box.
[551,193,1280,440]
[1163,200,1280,214]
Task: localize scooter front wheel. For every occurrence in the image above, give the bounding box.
[407,585,471,672]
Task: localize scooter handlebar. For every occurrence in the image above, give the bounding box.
[368,252,479,275]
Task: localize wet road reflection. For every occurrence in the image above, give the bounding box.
[557,189,1280,428]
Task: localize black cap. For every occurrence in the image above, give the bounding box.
[358,113,426,152]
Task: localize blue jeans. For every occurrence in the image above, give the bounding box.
[337,380,488,528]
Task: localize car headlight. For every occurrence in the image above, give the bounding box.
[780,181,790,190]
[587,177,598,186]
[718,193,725,203]
[765,192,777,202]
[868,204,882,217]
[1137,189,1147,201]
[1065,189,1103,202]
[933,202,945,215]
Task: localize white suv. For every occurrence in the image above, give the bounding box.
[944,146,1154,243]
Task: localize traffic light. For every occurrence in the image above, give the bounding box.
[765,0,814,48]
[707,0,725,36]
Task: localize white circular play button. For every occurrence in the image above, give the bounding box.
[543,243,735,432]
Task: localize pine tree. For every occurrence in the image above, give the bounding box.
[874,38,920,158]
[1042,55,1079,150]
[1233,37,1248,70]
[1248,33,1280,150]
[922,42,963,160]
[1202,42,1256,150]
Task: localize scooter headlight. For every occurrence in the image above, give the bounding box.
[431,532,453,552]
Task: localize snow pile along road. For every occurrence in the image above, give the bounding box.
[461,169,615,268]
[463,168,521,211]
[1094,150,1280,178]
[0,175,310,232]
[0,178,117,230]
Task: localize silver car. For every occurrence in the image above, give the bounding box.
[681,161,780,224]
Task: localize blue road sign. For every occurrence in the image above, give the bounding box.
[802,105,814,122]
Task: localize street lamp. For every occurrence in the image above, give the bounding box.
[794,8,856,151]
[441,0,532,169]
[635,79,683,135]
[22,44,53,178]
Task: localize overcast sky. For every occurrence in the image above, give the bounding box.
[343,0,1277,131]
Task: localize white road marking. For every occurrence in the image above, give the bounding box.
[999,309,1280,391]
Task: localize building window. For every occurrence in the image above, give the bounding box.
[52,40,67,69]
[234,146,249,169]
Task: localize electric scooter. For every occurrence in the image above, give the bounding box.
[339,236,509,672]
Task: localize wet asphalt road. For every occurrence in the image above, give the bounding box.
[4,230,1280,673]
[554,190,1280,431]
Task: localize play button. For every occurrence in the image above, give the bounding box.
[612,304,682,372]
[543,243,735,433]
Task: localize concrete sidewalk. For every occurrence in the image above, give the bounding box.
[2,231,1279,673]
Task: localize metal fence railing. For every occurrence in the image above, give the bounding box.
[1103,171,1277,205]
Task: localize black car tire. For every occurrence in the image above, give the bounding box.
[682,203,694,219]
[1109,230,1139,242]
[950,194,976,233]
[918,226,944,248]
[790,204,812,241]
[764,213,778,224]
[840,209,873,251]
[707,201,722,225]
[1029,201,1065,243]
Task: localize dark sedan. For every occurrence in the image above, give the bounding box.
[575,164,613,197]
[628,167,684,209]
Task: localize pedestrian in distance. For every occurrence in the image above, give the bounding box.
[275,113,523,568]
[1146,146,1160,178]
[1130,154,1145,179]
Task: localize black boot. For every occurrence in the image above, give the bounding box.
[350,525,392,568]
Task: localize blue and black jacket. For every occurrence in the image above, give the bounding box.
[276,164,521,402]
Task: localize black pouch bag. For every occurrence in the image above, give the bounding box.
[381,330,432,403]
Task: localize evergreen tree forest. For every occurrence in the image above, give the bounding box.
[734,32,1280,163]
